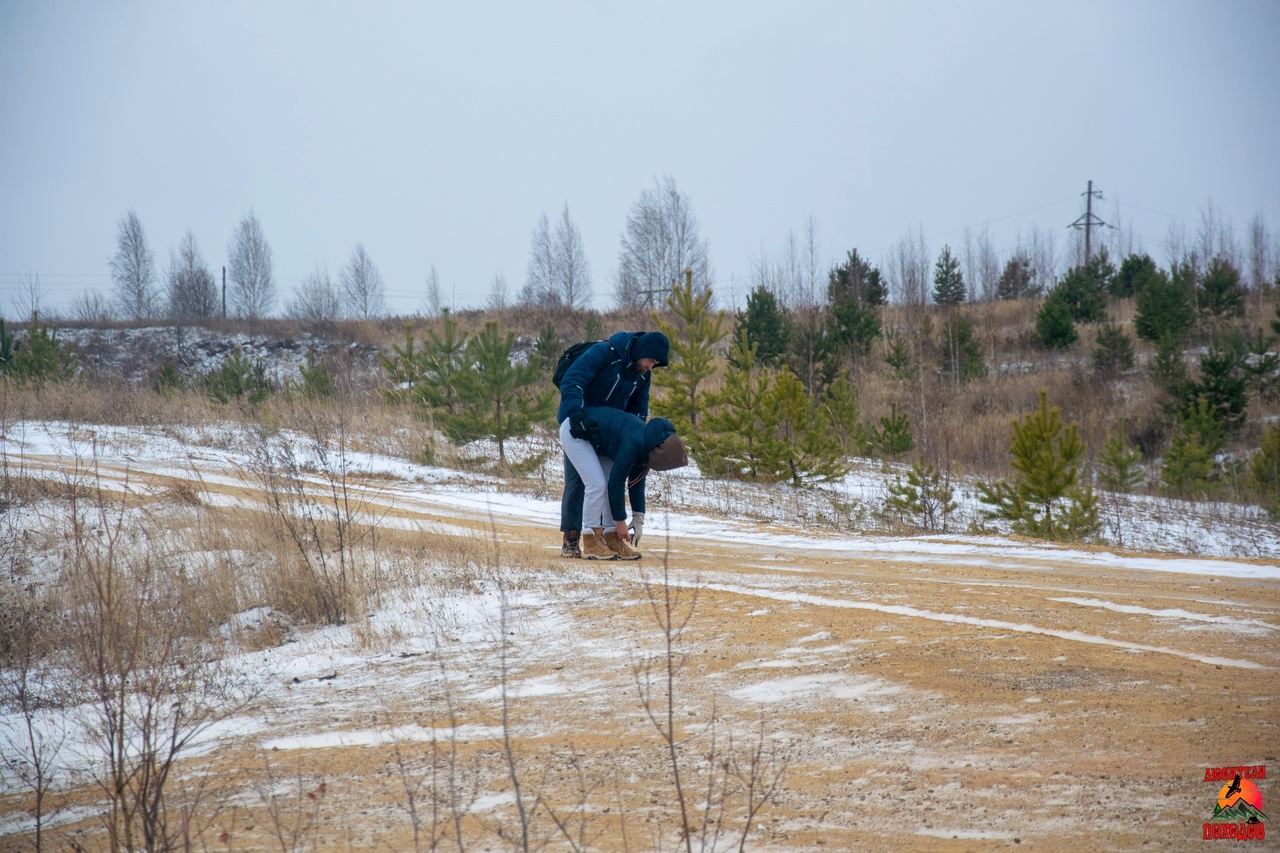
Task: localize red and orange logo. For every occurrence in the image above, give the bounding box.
[1204,765,1267,841]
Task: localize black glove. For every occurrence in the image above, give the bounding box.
[569,410,589,440]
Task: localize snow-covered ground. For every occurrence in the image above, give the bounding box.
[3,418,1278,850]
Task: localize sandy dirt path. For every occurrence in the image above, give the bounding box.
[5,453,1278,852]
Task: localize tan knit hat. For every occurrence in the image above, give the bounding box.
[647,435,688,471]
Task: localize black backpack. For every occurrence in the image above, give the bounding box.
[551,340,605,389]
[550,335,629,389]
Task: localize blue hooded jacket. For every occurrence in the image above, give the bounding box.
[581,407,677,521]
[556,331,669,424]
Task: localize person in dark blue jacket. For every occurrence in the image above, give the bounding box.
[562,407,687,560]
[556,331,669,557]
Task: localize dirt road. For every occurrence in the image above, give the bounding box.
[6,450,1279,852]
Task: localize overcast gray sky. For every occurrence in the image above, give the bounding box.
[2,0,1278,317]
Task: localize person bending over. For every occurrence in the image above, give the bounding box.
[556,331,669,557]
[560,406,687,560]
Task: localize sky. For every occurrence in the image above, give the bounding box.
[2,0,1278,317]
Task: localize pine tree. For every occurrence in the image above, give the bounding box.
[1241,328,1280,401]
[6,312,78,383]
[885,456,957,532]
[1150,335,1192,411]
[1112,253,1159,298]
[871,403,914,459]
[827,294,880,365]
[1035,295,1077,349]
[882,328,915,380]
[1248,426,1280,518]
[763,367,848,486]
[533,322,559,371]
[737,285,790,367]
[1161,396,1223,499]
[1097,420,1144,494]
[697,330,774,479]
[440,321,554,464]
[1192,345,1248,434]
[932,245,966,306]
[414,308,472,418]
[1197,256,1245,324]
[821,375,870,456]
[1051,251,1112,323]
[1134,265,1195,343]
[299,352,337,399]
[786,306,837,395]
[996,254,1036,300]
[651,269,728,430]
[978,390,1099,541]
[379,325,427,406]
[939,311,985,383]
[206,346,270,405]
[0,318,14,373]
[828,248,886,306]
[1092,322,1135,379]
[1097,419,1144,548]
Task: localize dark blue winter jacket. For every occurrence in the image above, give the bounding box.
[556,331,666,424]
[581,407,677,521]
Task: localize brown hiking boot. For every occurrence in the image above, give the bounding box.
[560,531,581,559]
[581,529,617,561]
[603,530,642,560]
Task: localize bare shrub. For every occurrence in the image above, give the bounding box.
[632,557,787,852]
[59,464,250,852]
[248,400,390,625]
[0,577,67,853]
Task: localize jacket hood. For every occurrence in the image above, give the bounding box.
[643,417,677,452]
[630,332,670,368]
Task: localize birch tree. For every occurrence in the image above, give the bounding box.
[341,243,386,319]
[109,210,158,320]
[614,175,711,309]
[166,232,219,320]
[227,210,276,319]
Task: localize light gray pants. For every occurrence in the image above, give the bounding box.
[560,418,614,530]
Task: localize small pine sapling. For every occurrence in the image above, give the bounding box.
[1161,396,1224,499]
[1248,426,1280,518]
[978,389,1099,541]
[651,269,728,430]
[821,375,870,457]
[871,403,914,460]
[886,455,957,532]
[1092,322,1134,379]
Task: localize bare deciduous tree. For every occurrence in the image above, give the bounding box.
[614,175,712,310]
[1248,214,1270,289]
[977,228,1000,302]
[522,205,594,310]
[488,272,509,312]
[227,210,276,319]
[555,204,592,310]
[424,265,443,317]
[1025,225,1060,294]
[286,264,341,322]
[1198,198,1240,268]
[522,212,557,306]
[888,224,930,309]
[341,243,386,320]
[13,272,47,321]
[166,232,219,320]
[71,289,114,323]
[110,210,159,320]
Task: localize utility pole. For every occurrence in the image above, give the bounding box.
[1070,180,1107,263]
[221,266,227,317]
